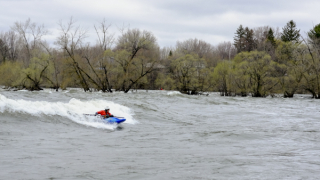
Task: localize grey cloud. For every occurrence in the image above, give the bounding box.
[0,0,319,47]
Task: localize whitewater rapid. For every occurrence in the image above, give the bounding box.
[0,93,136,130]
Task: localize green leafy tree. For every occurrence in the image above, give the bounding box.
[275,41,295,64]
[0,61,23,88]
[155,73,176,90]
[196,66,213,93]
[233,51,276,97]
[171,54,207,94]
[22,52,51,91]
[300,51,320,98]
[212,61,232,96]
[228,63,250,96]
[114,28,160,93]
[274,41,305,97]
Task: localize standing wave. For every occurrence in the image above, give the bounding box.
[0,94,136,129]
[166,91,182,96]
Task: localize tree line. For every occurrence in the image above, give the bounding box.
[0,18,319,98]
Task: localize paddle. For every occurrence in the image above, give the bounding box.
[83,114,124,119]
[83,114,96,116]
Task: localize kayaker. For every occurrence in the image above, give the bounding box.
[95,106,114,118]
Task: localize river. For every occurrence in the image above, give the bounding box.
[0,88,319,179]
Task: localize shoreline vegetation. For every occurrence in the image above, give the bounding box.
[0,18,320,98]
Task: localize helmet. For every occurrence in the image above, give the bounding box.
[105,106,110,111]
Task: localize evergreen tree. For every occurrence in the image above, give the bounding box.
[267,28,276,47]
[234,25,246,53]
[281,20,300,43]
[308,23,320,39]
[243,27,255,52]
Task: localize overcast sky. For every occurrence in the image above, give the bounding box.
[1,0,319,48]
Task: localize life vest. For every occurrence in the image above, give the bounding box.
[96,110,112,116]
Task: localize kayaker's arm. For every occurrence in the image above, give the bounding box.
[104,115,114,118]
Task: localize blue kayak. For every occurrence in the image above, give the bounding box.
[104,117,126,124]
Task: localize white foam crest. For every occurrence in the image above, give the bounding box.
[167,91,182,96]
[0,94,136,129]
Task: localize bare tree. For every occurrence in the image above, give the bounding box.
[159,46,174,61]
[94,18,115,51]
[216,41,236,61]
[5,31,19,61]
[55,17,91,91]
[70,19,117,92]
[11,18,48,65]
[0,38,9,63]
[253,26,269,51]
[176,38,213,58]
[302,36,320,98]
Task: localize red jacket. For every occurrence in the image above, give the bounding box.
[96,110,112,116]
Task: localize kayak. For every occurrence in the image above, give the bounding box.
[104,117,126,124]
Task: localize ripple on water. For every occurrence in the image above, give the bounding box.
[0,89,320,179]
